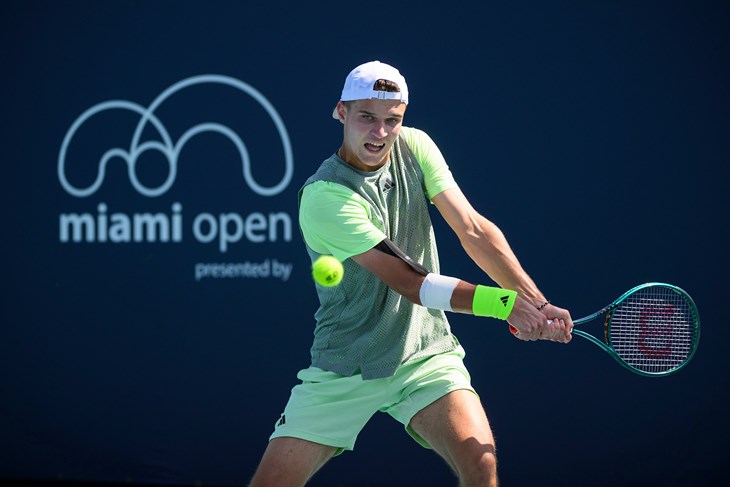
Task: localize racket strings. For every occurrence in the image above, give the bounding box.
[608,286,697,374]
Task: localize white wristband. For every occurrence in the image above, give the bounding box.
[419,273,460,312]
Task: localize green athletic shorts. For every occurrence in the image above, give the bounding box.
[269,346,476,455]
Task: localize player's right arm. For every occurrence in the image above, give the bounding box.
[431,187,570,343]
[400,127,568,341]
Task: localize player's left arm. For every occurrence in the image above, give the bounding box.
[432,187,572,340]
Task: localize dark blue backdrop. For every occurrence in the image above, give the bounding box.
[3,1,729,486]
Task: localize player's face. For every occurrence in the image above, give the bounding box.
[336,98,406,171]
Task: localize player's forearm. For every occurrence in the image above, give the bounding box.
[460,217,546,305]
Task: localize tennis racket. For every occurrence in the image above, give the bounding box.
[510,283,700,377]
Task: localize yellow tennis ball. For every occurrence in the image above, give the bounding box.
[312,255,344,287]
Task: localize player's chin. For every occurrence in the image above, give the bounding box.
[361,146,388,162]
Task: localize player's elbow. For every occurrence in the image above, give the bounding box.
[460,218,504,256]
[393,274,426,306]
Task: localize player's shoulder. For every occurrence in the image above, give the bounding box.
[400,125,439,150]
[400,125,430,140]
[300,181,365,214]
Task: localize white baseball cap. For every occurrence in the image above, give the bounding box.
[332,61,409,119]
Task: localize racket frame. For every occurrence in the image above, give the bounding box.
[572,282,700,377]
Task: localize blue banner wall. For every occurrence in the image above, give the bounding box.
[3,1,729,486]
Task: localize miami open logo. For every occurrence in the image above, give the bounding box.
[57,75,295,280]
[58,74,293,197]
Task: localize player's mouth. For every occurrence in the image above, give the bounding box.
[364,142,385,153]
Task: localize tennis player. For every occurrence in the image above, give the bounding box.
[249,61,573,487]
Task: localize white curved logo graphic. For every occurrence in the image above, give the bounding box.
[58,74,294,197]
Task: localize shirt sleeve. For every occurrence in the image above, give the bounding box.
[299,181,387,262]
[400,126,459,200]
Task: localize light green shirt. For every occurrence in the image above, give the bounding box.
[298,126,460,379]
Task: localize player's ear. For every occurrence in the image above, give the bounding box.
[335,101,347,123]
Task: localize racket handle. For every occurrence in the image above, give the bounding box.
[509,319,553,335]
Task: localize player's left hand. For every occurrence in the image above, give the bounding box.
[507,299,573,343]
[507,295,549,341]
